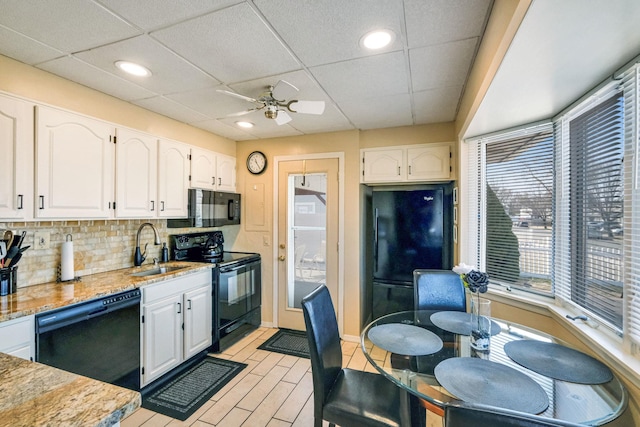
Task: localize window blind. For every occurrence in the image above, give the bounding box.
[556,85,625,331]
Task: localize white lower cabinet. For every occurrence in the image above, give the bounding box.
[0,315,35,361]
[141,270,212,387]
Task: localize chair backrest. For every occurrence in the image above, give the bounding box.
[301,285,343,419]
[444,405,582,427]
[413,269,466,312]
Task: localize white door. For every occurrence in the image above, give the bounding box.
[0,95,33,220]
[35,106,115,219]
[277,158,339,330]
[142,295,183,386]
[115,128,158,218]
[183,286,212,359]
[158,139,190,218]
[190,147,216,190]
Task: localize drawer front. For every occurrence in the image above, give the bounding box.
[143,270,211,304]
[0,315,34,354]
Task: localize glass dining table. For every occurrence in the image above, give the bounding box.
[361,310,628,426]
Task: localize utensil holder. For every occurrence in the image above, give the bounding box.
[0,266,18,296]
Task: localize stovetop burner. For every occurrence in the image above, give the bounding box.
[169,231,259,266]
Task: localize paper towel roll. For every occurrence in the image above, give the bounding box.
[61,240,74,281]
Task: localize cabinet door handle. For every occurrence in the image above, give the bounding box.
[161,201,165,211]
[39,195,44,209]
[150,200,155,211]
[212,177,215,185]
[17,194,23,210]
[187,299,192,310]
[408,165,412,175]
[177,302,181,314]
[397,166,401,176]
[218,177,221,186]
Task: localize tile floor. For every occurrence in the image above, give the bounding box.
[122,327,441,427]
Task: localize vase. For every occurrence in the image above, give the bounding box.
[470,295,491,352]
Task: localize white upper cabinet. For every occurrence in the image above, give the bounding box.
[190,147,236,192]
[216,153,236,192]
[0,95,34,220]
[158,139,190,218]
[190,147,216,191]
[361,148,404,183]
[361,143,452,184]
[35,106,115,219]
[115,128,158,218]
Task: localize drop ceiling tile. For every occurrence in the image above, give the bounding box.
[310,51,409,102]
[97,0,241,31]
[37,56,155,101]
[219,113,303,139]
[191,119,256,141]
[133,96,210,123]
[151,2,301,83]
[339,93,413,130]
[409,38,477,92]
[75,35,218,95]
[404,0,491,48]
[253,0,405,66]
[0,0,140,53]
[413,86,461,124]
[0,25,64,65]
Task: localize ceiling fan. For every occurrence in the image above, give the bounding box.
[217,80,325,125]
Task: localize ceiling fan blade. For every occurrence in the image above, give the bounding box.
[288,100,325,115]
[272,80,299,100]
[227,109,257,117]
[275,110,292,125]
[216,89,257,103]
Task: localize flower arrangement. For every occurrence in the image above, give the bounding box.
[452,263,489,293]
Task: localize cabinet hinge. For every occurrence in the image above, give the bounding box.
[449,152,452,158]
[188,174,191,181]
[141,315,144,323]
[188,154,191,160]
[450,166,452,172]
[141,367,144,375]
[110,135,116,144]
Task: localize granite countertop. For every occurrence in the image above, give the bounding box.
[0,262,213,426]
[0,353,140,427]
[0,261,213,322]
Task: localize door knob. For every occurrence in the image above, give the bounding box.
[279,255,285,261]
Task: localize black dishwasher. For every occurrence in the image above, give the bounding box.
[35,289,141,390]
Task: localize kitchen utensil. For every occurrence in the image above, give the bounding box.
[4,245,19,267]
[18,245,30,253]
[7,252,22,268]
[0,241,6,268]
[14,230,26,249]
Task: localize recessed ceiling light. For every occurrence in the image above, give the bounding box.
[236,121,254,128]
[361,30,394,50]
[115,60,152,77]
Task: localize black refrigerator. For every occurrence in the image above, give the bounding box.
[371,185,454,319]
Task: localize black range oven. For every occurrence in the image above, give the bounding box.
[170,231,261,352]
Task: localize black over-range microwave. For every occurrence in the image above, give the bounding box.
[167,189,240,228]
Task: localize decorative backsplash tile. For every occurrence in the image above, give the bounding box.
[0,220,216,288]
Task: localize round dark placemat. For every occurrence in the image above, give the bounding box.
[504,340,613,384]
[367,323,443,356]
[430,311,502,336]
[434,357,549,414]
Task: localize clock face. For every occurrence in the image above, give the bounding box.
[247,151,267,174]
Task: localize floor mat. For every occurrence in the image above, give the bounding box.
[257,329,310,358]
[142,356,247,421]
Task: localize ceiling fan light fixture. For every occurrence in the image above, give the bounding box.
[264,105,278,119]
[115,60,152,77]
[361,29,394,50]
[236,121,254,128]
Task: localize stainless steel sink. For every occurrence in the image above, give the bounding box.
[131,266,186,277]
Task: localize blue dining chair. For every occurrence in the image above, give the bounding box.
[301,285,418,427]
[444,405,583,427]
[413,269,466,312]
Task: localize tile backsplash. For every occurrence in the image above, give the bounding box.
[0,220,219,288]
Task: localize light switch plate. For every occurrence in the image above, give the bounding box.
[34,231,50,250]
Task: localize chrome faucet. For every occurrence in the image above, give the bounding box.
[134,222,161,266]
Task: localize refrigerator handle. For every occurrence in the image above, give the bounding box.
[374,208,379,268]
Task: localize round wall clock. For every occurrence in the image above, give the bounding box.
[246,151,267,174]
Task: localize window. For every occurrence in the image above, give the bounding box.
[466,62,640,345]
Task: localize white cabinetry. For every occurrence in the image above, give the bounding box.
[216,153,237,192]
[361,143,452,184]
[141,270,212,387]
[158,139,190,218]
[0,95,33,220]
[190,147,216,190]
[35,106,115,219]
[0,315,35,361]
[115,128,158,218]
[190,148,236,192]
